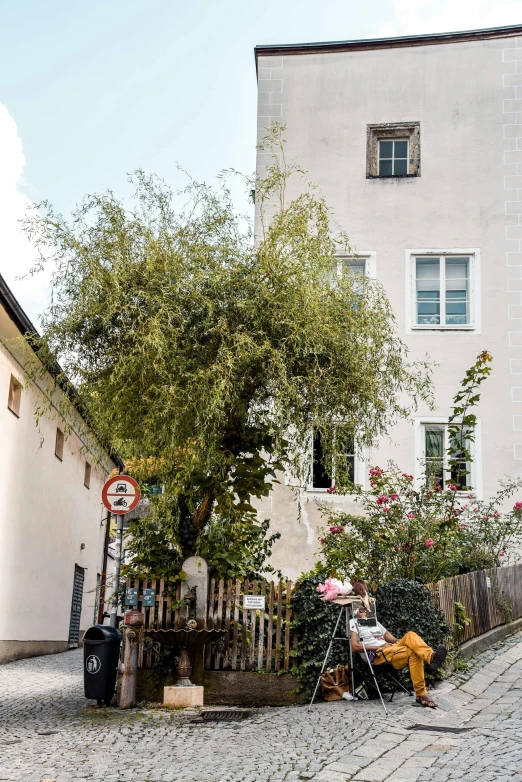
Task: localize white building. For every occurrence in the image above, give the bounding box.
[254,24,522,579]
[0,273,121,663]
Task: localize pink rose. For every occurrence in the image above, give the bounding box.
[326,485,337,494]
[382,507,389,512]
[436,485,442,492]
[390,493,399,501]
[320,537,326,543]
[447,484,457,492]
[514,502,522,511]
[376,495,388,505]
[407,513,414,519]
[402,473,414,481]
[425,538,435,548]
[500,552,505,557]
[369,466,383,478]
[329,525,344,534]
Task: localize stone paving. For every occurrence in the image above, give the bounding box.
[0,635,522,781]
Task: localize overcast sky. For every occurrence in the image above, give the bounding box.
[1,0,521,324]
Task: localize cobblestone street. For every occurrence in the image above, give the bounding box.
[1,634,522,782]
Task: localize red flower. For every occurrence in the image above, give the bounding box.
[425,538,435,548]
[382,507,390,513]
[390,493,399,501]
[406,513,414,519]
[329,525,344,534]
[447,484,457,492]
[320,537,326,543]
[326,485,337,494]
[369,466,383,478]
[402,473,414,481]
[514,502,522,511]
[436,485,442,492]
[376,495,388,505]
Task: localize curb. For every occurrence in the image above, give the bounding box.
[456,617,522,660]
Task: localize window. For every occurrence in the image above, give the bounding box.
[55,428,64,461]
[336,253,376,281]
[7,375,22,417]
[84,461,91,489]
[312,431,355,490]
[367,122,420,178]
[378,139,408,176]
[423,424,470,491]
[415,256,470,327]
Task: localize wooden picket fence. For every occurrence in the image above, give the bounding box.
[126,575,297,671]
[204,577,298,672]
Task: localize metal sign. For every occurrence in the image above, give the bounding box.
[125,588,139,606]
[142,588,156,607]
[102,474,141,515]
[243,595,265,610]
[486,576,491,588]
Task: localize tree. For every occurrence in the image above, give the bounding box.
[23,126,432,568]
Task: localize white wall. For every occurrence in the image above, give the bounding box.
[0,304,116,661]
[255,34,522,579]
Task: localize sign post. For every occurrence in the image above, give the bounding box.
[101,475,141,629]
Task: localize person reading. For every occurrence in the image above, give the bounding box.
[349,603,447,709]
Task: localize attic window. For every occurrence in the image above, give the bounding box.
[84,462,91,489]
[367,122,420,178]
[8,375,22,417]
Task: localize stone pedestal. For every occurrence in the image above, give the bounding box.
[164,685,204,708]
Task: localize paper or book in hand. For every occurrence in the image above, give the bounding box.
[352,597,377,627]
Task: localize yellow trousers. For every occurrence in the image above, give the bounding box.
[373,631,434,697]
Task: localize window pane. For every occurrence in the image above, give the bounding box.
[394,140,408,158]
[379,140,393,158]
[312,431,332,489]
[425,426,444,488]
[449,431,469,490]
[344,259,366,276]
[416,259,440,324]
[393,158,407,175]
[445,258,469,325]
[379,159,392,176]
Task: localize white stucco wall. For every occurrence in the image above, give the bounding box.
[0,303,116,660]
[255,33,522,579]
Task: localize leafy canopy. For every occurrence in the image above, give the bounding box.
[24,127,432,559]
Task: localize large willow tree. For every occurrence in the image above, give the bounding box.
[24,128,432,572]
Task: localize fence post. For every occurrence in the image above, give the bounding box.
[119,610,144,708]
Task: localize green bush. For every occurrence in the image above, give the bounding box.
[291,571,350,694]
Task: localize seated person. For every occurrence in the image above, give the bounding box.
[349,606,447,709]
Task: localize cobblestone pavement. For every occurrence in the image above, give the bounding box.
[1,635,522,782]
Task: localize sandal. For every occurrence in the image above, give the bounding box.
[416,695,438,708]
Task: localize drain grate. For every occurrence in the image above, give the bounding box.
[200,709,251,722]
[408,724,473,734]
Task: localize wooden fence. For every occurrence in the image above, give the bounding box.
[129,564,522,670]
[428,563,522,647]
[204,577,297,672]
[126,576,297,671]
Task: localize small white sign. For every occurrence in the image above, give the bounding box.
[486,577,491,588]
[243,595,266,610]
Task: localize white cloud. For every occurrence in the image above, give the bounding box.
[0,103,50,328]
[377,0,522,38]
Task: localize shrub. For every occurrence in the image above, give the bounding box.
[291,571,349,694]
[376,579,450,652]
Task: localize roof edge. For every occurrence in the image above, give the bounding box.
[0,272,124,470]
[255,23,522,61]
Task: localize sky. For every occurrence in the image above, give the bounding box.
[1,0,521,324]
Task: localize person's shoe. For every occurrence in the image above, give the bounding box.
[342,691,354,701]
[428,644,447,671]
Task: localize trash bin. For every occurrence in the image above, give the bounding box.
[83,625,122,706]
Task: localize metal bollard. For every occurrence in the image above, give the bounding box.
[119,610,143,709]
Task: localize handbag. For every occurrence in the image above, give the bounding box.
[320,664,351,701]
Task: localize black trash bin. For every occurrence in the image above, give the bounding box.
[83,625,122,705]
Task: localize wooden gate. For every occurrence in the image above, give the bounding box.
[204,578,298,672]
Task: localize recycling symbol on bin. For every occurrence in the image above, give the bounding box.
[86,655,101,674]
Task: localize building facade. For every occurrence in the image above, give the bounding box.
[0,274,119,663]
[254,25,522,579]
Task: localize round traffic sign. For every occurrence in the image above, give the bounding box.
[102,474,141,515]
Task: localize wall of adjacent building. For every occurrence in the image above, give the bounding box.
[255,33,522,579]
[0,304,115,663]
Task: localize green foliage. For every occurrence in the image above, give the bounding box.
[290,571,346,694]
[23,123,431,572]
[318,353,522,586]
[197,515,282,580]
[453,602,471,634]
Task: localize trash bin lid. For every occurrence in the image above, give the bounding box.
[83,624,123,641]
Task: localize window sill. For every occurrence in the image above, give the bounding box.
[367,174,419,180]
[411,325,475,331]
